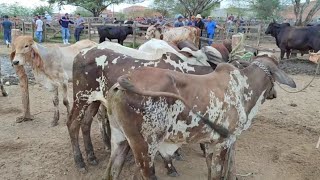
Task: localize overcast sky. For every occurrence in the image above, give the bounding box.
[0,0,153,13]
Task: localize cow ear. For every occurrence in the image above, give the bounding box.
[10,48,16,61]
[272,68,296,88]
[31,44,44,72]
[178,50,194,58]
[160,34,163,40]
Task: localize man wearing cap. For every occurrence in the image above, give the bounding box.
[195,14,205,48]
[206,16,224,45]
[174,15,184,27]
[59,13,74,44]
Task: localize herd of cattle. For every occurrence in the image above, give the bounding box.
[0,21,319,180]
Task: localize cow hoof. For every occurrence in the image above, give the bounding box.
[88,159,98,166]
[16,116,34,123]
[174,154,184,161]
[2,92,8,97]
[168,171,180,177]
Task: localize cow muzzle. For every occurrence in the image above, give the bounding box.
[266,87,277,99]
[12,60,20,66]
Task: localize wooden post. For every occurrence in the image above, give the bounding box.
[256,24,261,46]
[133,22,137,48]
[32,22,35,39]
[22,22,26,35]
[12,29,22,43]
[88,19,91,40]
[43,20,46,42]
[231,34,245,56]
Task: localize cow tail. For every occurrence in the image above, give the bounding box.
[118,74,230,138]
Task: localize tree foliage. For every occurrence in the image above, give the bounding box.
[47,0,144,17]
[0,3,33,17]
[33,5,54,16]
[152,0,220,18]
[73,7,94,17]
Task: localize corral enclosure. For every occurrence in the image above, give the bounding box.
[0,39,320,180]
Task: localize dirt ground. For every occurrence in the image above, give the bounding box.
[1,42,320,180]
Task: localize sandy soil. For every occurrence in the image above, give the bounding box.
[1,43,320,180]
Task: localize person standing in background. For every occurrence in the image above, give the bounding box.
[74,13,85,42]
[206,16,224,45]
[59,13,74,44]
[35,15,43,43]
[174,15,184,27]
[194,14,205,48]
[44,11,52,27]
[2,15,12,48]
[187,15,196,26]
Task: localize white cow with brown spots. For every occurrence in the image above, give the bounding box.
[10,36,97,126]
[104,54,296,180]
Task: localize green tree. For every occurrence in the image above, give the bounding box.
[291,0,320,26]
[152,0,175,17]
[250,0,280,19]
[73,7,94,17]
[33,5,54,16]
[178,0,221,18]
[0,3,33,17]
[47,0,144,17]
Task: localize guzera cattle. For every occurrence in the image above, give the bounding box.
[104,54,296,180]
[97,26,133,45]
[10,36,96,125]
[265,20,320,59]
[68,40,228,174]
[145,24,201,47]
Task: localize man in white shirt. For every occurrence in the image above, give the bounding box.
[35,15,43,43]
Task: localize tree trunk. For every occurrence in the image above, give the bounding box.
[293,0,310,26]
[303,1,320,25]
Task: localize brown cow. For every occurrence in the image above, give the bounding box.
[68,40,229,174]
[309,51,320,64]
[10,36,97,125]
[211,39,232,62]
[104,54,296,180]
[145,24,201,47]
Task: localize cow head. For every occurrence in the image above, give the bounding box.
[126,26,133,35]
[10,36,44,71]
[253,54,296,100]
[222,39,232,53]
[145,24,162,39]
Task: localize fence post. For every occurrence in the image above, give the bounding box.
[88,18,91,40]
[256,24,261,46]
[133,22,137,48]
[32,21,35,39]
[22,21,26,35]
[43,20,46,42]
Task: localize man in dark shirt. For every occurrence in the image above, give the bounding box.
[2,15,12,48]
[59,13,74,44]
[194,14,205,48]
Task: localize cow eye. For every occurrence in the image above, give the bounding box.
[25,45,29,48]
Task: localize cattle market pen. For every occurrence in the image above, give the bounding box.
[0,17,271,49]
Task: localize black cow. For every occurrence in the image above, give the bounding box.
[97,26,133,45]
[265,21,320,59]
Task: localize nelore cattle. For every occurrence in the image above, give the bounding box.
[10,36,96,125]
[104,54,296,180]
[97,26,133,45]
[67,39,242,174]
[145,24,201,47]
[265,21,320,59]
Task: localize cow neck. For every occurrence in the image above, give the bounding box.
[240,63,272,111]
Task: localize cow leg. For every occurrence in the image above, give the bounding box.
[206,144,225,180]
[129,137,157,180]
[15,66,33,122]
[67,101,89,172]
[200,143,208,157]
[97,105,111,151]
[81,101,101,165]
[158,143,181,177]
[103,140,130,180]
[99,37,105,43]
[280,49,285,60]
[62,82,70,115]
[286,49,291,59]
[51,86,60,127]
[222,143,237,180]
[0,79,8,96]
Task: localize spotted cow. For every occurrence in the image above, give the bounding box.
[67,39,232,174]
[104,54,296,180]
